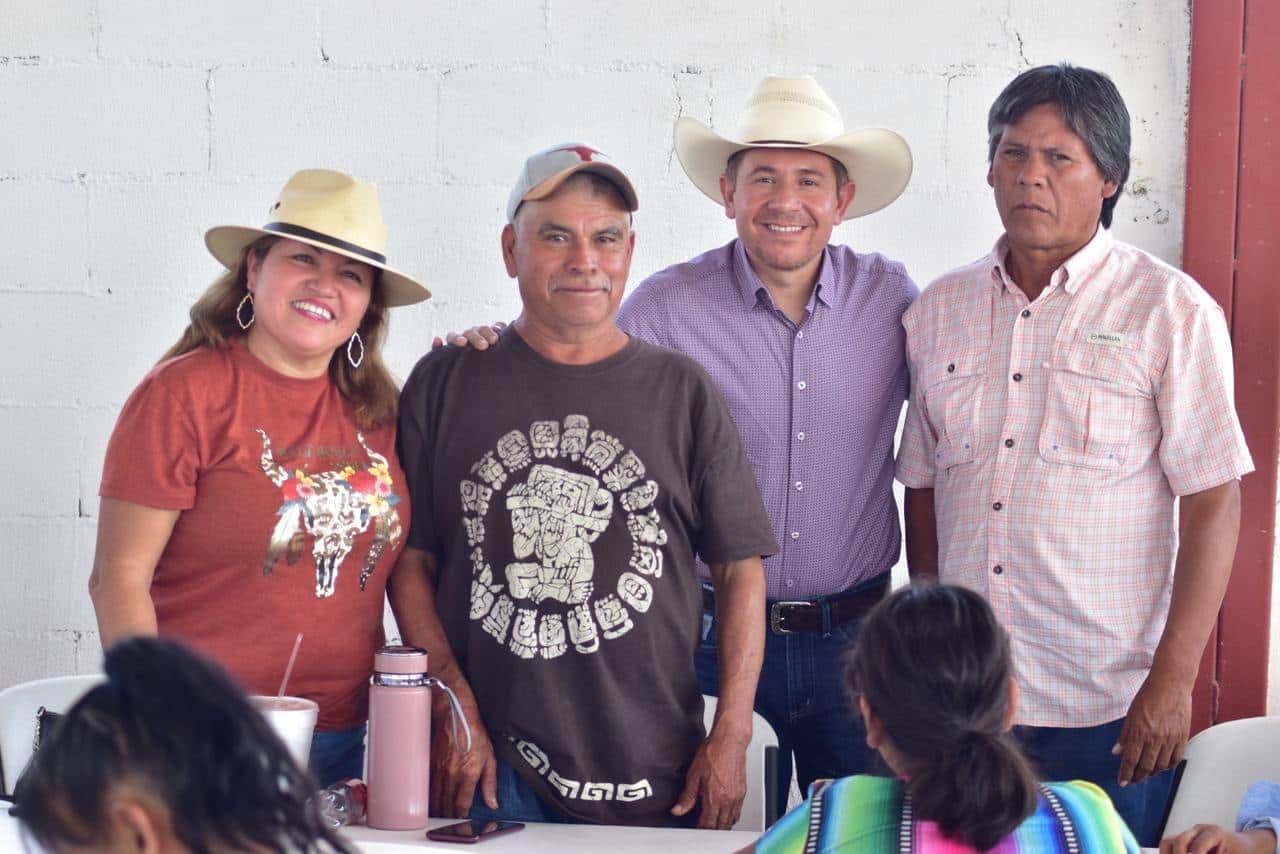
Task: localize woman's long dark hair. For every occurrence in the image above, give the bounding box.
[12,636,356,854]
[849,583,1039,850]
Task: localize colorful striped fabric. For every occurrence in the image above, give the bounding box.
[752,776,1140,853]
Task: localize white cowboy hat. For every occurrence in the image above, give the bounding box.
[205,169,430,307]
[674,75,913,221]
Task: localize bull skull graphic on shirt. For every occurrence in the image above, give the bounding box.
[256,428,403,598]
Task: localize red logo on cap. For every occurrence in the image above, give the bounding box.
[556,144,603,161]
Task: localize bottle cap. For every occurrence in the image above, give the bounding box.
[374,645,428,675]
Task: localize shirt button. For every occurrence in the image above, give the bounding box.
[993,501,1003,511]
[993,564,1004,575]
[1004,438,1015,448]
[797,381,807,390]
[785,579,795,588]
[796,431,806,441]
[794,481,803,491]
[790,531,800,540]
[1012,372,1023,382]
[947,363,956,373]
[796,330,804,339]
[1021,309,1031,318]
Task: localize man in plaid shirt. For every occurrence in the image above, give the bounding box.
[897,64,1253,847]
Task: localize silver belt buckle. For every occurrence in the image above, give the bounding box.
[769,601,809,635]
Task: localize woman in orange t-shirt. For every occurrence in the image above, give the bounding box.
[90,169,430,786]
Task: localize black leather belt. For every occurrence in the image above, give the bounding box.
[701,575,890,637]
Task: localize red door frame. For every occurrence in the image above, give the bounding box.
[1184,0,1278,728]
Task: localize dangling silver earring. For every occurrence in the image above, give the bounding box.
[347,331,364,368]
[236,292,255,330]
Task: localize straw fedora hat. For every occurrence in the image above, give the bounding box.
[674,75,913,221]
[205,169,430,307]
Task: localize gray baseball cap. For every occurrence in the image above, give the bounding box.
[506,142,639,223]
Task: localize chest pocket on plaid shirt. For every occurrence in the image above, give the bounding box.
[1039,343,1156,470]
[921,352,985,470]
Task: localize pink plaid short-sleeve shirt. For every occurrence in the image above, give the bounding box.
[896,227,1253,727]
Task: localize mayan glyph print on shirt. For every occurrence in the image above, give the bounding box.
[462,414,668,660]
[256,427,403,598]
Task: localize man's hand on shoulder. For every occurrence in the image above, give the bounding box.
[431,321,507,351]
[670,726,750,829]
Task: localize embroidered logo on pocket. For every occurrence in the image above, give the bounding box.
[1086,331,1126,347]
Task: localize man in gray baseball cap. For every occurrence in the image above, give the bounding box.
[391,142,777,828]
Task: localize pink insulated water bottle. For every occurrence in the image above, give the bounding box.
[365,645,471,830]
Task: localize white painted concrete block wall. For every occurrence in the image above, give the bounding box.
[0,1,1193,690]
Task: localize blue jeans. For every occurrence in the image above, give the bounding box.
[468,756,575,824]
[309,723,367,788]
[1015,718,1174,847]
[697,576,881,804]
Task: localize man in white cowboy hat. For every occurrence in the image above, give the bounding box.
[391,143,778,828]
[896,64,1252,846]
[615,75,918,802]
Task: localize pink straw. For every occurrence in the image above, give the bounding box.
[277,633,303,697]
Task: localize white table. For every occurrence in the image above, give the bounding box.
[345,818,759,852]
[0,809,1160,852]
[346,822,1164,853]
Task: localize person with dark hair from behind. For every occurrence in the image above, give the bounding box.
[11,636,355,854]
[748,584,1139,852]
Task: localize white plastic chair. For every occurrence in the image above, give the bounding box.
[702,694,787,832]
[0,674,104,795]
[1163,716,1280,837]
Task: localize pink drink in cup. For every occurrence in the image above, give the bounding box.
[250,695,319,770]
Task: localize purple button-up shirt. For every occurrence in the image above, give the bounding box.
[618,239,917,600]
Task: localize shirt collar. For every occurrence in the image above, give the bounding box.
[731,239,835,311]
[989,226,1114,296]
[812,249,835,308]
[987,238,1014,292]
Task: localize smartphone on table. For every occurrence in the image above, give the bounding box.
[425,819,525,844]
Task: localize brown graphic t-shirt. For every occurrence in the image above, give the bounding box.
[100,340,408,730]
[398,329,778,826]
